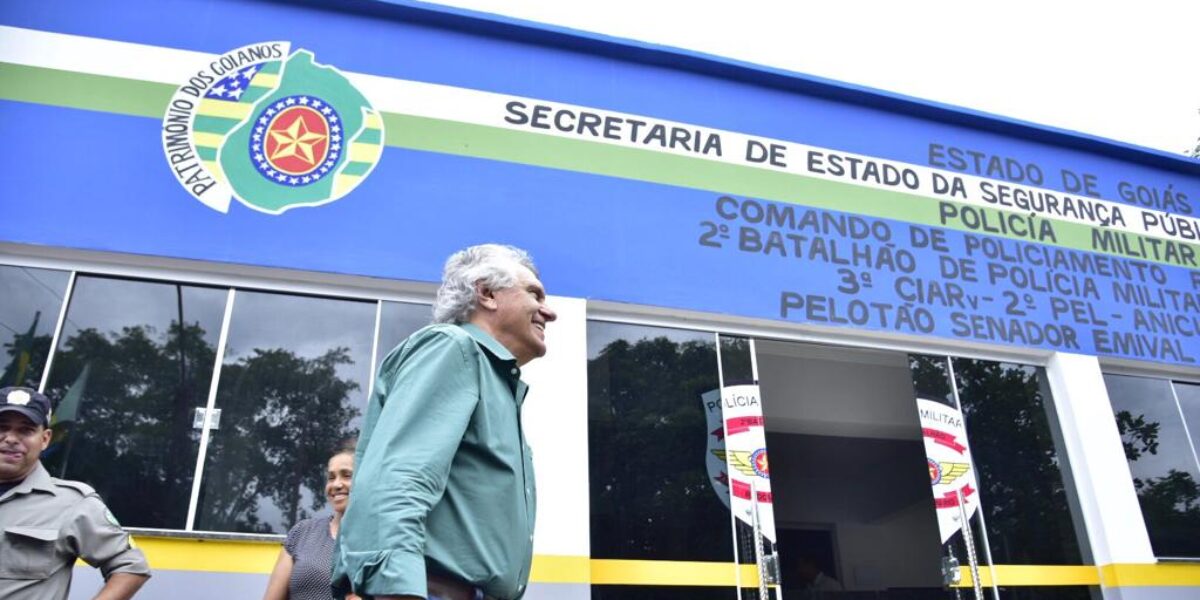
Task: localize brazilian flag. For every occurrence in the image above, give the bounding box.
[0,312,39,388]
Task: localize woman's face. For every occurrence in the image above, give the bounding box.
[325,452,353,515]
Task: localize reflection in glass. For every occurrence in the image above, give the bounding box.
[1176,381,1200,470]
[587,322,733,562]
[908,353,990,600]
[40,276,227,529]
[909,354,954,406]
[375,301,432,359]
[0,264,70,389]
[719,335,775,600]
[194,291,375,534]
[719,334,753,385]
[953,359,1085,567]
[1105,374,1200,557]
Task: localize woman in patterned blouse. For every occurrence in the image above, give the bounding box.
[263,441,361,600]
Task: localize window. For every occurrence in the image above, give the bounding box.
[23,265,436,535]
[951,358,1085,567]
[912,355,1093,600]
[587,321,733,563]
[192,290,377,533]
[0,265,70,389]
[40,276,227,529]
[376,300,432,359]
[1105,374,1200,557]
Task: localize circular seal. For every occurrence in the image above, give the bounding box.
[928,459,943,485]
[750,448,769,479]
[250,95,343,186]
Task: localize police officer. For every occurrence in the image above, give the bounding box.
[0,386,151,599]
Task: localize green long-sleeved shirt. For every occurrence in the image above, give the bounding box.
[332,323,536,600]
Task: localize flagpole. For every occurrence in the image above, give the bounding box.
[59,419,77,478]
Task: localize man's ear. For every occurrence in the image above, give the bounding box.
[475,281,498,312]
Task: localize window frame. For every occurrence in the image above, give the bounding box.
[1,250,435,537]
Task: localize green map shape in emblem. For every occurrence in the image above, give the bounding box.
[218,50,379,213]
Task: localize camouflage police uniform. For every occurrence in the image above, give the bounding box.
[0,386,150,600]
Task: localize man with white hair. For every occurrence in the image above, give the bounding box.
[333,244,556,600]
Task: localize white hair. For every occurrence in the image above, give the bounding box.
[432,244,538,324]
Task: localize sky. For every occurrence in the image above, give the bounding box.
[434,0,1200,157]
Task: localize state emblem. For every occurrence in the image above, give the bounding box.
[251,95,341,186]
[162,42,385,214]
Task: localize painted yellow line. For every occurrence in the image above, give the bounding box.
[136,537,280,574]
[1102,563,1200,587]
[590,559,741,586]
[529,555,591,584]
[120,537,1200,589]
[957,564,1100,587]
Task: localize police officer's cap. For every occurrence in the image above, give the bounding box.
[0,386,52,427]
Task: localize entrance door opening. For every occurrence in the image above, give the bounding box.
[757,340,951,598]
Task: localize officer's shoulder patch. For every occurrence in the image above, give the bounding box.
[51,478,97,497]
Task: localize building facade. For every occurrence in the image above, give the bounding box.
[2,1,1199,599]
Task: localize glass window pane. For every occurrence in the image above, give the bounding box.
[1175,381,1200,471]
[194,291,376,534]
[718,334,753,384]
[908,352,993,594]
[40,275,227,529]
[376,300,431,358]
[0,264,70,389]
[953,359,1085,565]
[718,335,761,571]
[1104,374,1200,557]
[588,322,732,562]
[909,353,954,407]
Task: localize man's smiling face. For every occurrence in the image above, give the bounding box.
[0,411,50,483]
[485,265,557,366]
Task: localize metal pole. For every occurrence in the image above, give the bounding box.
[946,358,1001,600]
[957,488,985,600]
[751,479,768,600]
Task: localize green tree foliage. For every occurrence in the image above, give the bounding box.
[40,321,360,533]
[1115,410,1160,461]
[588,335,733,562]
[949,359,1083,566]
[41,323,216,529]
[1,327,53,389]
[1134,469,1200,555]
[1188,111,1200,158]
[1116,405,1200,557]
[198,346,360,532]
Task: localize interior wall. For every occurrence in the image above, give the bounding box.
[757,340,945,591]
